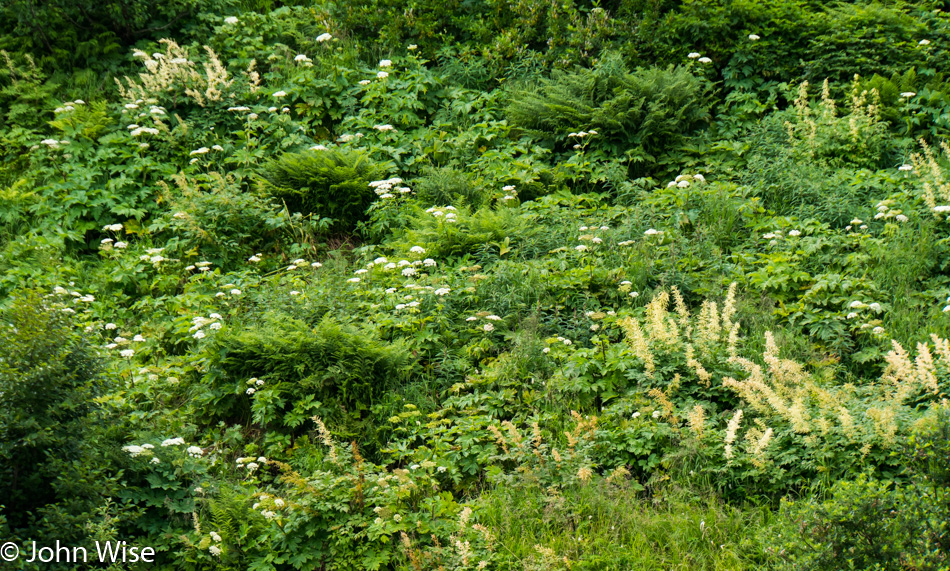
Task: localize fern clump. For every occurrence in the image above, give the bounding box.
[507,55,713,165]
[257,149,384,232]
[196,314,415,452]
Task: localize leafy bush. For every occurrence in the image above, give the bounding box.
[397,203,542,262]
[414,165,486,208]
[147,171,295,268]
[258,149,384,233]
[770,409,950,570]
[508,57,713,169]
[196,314,416,452]
[0,291,118,541]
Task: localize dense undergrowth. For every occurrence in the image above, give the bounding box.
[2,0,950,569]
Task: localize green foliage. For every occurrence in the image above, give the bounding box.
[147,171,295,268]
[258,149,383,233]
[481,481,771,570]
[0,290,119,542]
[414,165,486,208]
[5,2,950,569]
[396,203,542,262]
[197,314,416,452]
[0,0,233,70]
[771,409,950,571]
[508,57,713,170]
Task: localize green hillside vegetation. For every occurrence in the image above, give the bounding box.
[1,0,949,569]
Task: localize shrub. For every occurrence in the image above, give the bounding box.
[257,149,384,233]
[507,57,713,169]
[147,171,295,268]
[397,203,542,262]
[771,409,950,570]
[777,76,892,169]
[195,314,416,453]
[414,165,486,208]
[0,290,114,538]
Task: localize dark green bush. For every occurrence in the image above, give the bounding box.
[257,149,384,233]
[196,314,416,451]
[862,68,950,142]
[0,291,115,537]
[0,0,232,71]
[147,172,294,269]
[771,409,950,570]
[507,57,713,168]
[414,165,486,208]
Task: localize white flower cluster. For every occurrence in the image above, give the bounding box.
[191,312,224,339]
[425,205,458,222]
[162,437,185,447]
[54,99,85,113]
[40,138,68,149]
[873,200,908,222]
[236,456,267,473]
[207,530,223,557]
[499,184,518,201]
[763,229,800,242]
[368,177,411,199]
[245,377,264,395]
[138,247,169,265]
[130,125,159,137]
[317,32,333,42]
[122,443,155,457]
[847,300,885,331]
[286,258,311,271]
[467,314,501,332]
[844,217,870,231]
[666,173,705,188]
